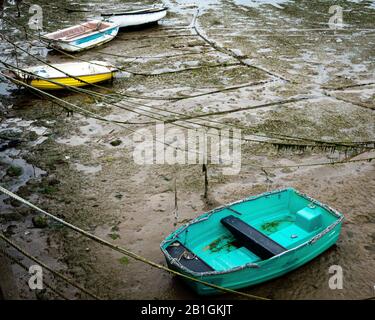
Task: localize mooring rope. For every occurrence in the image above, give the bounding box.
[0,185,270,300]
[0,247,69,300]
[2,68,374,168]
[2,67,374,168]
[241,155,375,170]
[3,184,374,300]
[2,14,374,149]
[1,69,350,158]
[0,234,101,300]
[191,8,290,83]
[1,30,374,150]
[0,72,210,158]
[2,65,372,153]
[0,61,197,130]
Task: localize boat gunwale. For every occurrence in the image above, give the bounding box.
[41,21,119,43]
[21,70,117,81]
[160,188,344,277]
[101,7,168,17]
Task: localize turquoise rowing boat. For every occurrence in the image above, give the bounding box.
[160,188,344,295]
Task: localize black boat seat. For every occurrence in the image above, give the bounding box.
[166,241,214,272]
[221,215,286,260]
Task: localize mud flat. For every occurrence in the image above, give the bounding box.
[0,0,374,299]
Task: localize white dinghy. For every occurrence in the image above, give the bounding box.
[101,7,168,28]
[41,20,119,53]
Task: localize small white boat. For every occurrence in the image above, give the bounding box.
[101,6,168,28]
[41,20,119,53]
[8,61,118,90]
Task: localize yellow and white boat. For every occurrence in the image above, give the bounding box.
[9,61,118,90]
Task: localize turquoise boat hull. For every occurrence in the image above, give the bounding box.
[160,188,343,295]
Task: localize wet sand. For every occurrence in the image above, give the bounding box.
[0,0,374,299]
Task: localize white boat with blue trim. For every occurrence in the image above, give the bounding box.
[41,20,119,53]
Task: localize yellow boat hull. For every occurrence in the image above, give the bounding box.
[28,72,115,90]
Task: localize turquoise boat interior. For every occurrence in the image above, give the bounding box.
[162,189,342,273]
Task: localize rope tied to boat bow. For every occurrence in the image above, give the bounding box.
[0,185,270,300]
